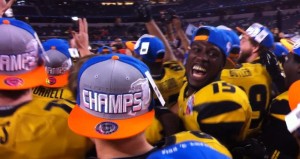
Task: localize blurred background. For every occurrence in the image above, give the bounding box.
[7,0,300,45]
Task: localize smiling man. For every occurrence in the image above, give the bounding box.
[176,26,252,153]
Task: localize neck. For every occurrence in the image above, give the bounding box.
[0,89,32,107]
[186,73,221,97]
[245,52,259,63]
[94,133,153,159]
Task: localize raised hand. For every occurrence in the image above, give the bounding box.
[134,2,152,22]
[0,0,14,18]
[71,18,91,57]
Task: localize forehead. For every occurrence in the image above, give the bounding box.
[191,41,220,51]
[240,34,251,41]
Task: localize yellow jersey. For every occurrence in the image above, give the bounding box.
[145,61,186,145]
[177,81,252,148]
[32,86,75,102]
[221,63,272,135]
[262,91,299,159]
[154,61,186,108]
[0,95,92,159]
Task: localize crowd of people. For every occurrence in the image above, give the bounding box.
[1,0,300,159]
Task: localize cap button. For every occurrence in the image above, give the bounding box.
[112,55,119,60]
[2,20,10,25]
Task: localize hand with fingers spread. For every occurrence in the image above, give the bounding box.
[0,0,14,18]
[71,18,91,57]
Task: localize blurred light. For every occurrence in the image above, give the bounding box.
[4,8,14,17]
[71,16,79,21]
[124,2,134,5]
[16,0,26,6]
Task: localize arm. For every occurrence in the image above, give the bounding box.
[145,19,176,62]
[135,3,177,62]
[166,22,176,42]
[172,16,190,52]
[71,18,91,57]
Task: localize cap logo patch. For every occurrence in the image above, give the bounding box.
[51,46,56,50]
[246,26,269,43]
[46,66,68,75]
[82,78,150,115]
[95,122,118,135]
[4,77,24,87]
[0,53,37,72]
[140,42,150,55]
[46,59,72,75]
[193,35,208,41]
[46,76,57,85]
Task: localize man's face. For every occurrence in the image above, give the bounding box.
[283,53,300,88]
[238,35,256,63]
[185,41,225,90]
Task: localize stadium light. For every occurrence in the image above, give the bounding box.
[71,16,79,21]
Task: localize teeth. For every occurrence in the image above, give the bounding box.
[192,65,206,72]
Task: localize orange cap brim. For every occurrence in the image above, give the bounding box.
[68,105,154,140]
[43,72,69,88]
[288,80,300,111]
[125,41,136,52]
[0,65,47,90]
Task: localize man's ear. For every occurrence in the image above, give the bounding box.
[252,45,259,53]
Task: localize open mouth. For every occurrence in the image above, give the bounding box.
[191,65,207,79]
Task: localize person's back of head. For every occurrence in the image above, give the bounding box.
[217,25,240,55]
[273,42,289,64]
[68,53,162,140]
[134,34,165,63]
[42,38,72,88]
[282,37,300,88]
[0,18,47,99]
[217,25,240,68]
[97,45,113,54]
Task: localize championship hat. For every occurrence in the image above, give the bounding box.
[134,34,165,62]
[280,35,300,52]
[281,35,300,56]
[236,23,274,49]
[97,46,113,54]
[192,26,232,57]
[0,18,47,90]
[42,38,72,88]
[273,42,289,58]
[68,54,165,139]
[217,25,240,54]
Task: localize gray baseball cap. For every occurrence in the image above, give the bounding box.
[68,54,157,140]
[0,18,47,90]
[42,38,72,87]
